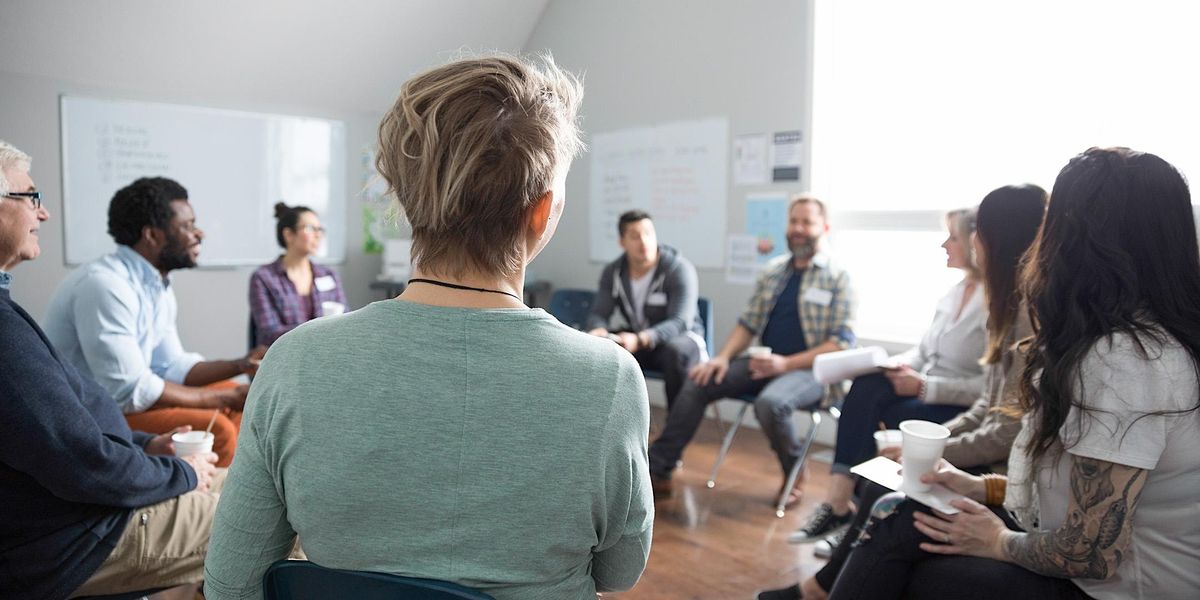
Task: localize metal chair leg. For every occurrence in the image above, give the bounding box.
[706,402,751,488]
[775,410,823,517]
[707,404,726,440]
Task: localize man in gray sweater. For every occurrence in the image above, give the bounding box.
[587,210,705,410]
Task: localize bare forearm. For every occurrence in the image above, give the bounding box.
[156,381,229,409]
[716,325,755,360]
[785,339,840,371]
[183,360,244,386]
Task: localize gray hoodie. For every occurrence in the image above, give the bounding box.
[585,244,703,348]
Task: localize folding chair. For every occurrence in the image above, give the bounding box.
[261,560,495,600]
[705,394,841,518]
[773,405,841,517]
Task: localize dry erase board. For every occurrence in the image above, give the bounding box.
[60,96,347,266]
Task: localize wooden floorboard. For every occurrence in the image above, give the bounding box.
[609,411,832,599]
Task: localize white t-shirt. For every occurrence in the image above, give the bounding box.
[628,270,654,329]
[1035,330,1200,599]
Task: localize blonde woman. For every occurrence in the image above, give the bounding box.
[205,55,653,600]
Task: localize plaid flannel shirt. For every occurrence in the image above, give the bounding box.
[249,258,347,347]
[738,252,857,406]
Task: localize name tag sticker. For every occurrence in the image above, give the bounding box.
[314,275,337,292]
[647,292,668,306]
[803,287,833,307]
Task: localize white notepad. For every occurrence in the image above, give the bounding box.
[850,456,968,514]
[812,346,897,384]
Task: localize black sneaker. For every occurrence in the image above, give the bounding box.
[755,583,801,600]
[788,503,853,544]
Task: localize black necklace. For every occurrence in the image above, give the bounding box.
[408,278,522,302]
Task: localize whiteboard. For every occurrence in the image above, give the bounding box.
[60,96,347,266]
[588,117,729,268]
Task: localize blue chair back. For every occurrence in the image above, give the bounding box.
[547,288,596,330]
[696,296,714,354]
[262,560,495,600]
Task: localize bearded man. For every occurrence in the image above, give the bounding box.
[646,195,856,505]
[44,177,263,468]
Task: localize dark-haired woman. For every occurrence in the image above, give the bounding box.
[248,203,347,347]
[761,185,1046,600]
[826,148,1200,600]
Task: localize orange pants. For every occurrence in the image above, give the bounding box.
[124,382,243,468]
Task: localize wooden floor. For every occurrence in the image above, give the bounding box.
[609,411,833,600]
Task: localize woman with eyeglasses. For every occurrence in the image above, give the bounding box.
[248,202,347,347]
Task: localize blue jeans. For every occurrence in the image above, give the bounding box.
[830,373,966,475]
[648,357,825,477]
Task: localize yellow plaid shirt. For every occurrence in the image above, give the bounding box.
[737,252,857,405]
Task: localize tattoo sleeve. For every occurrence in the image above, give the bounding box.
[1003,456,1146,580]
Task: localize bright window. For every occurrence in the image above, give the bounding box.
[812,0,1200,342]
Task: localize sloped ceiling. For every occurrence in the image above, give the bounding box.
[0,0,551,114]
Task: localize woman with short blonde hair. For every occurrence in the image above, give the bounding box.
[205,55,654,600]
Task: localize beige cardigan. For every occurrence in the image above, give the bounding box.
[940,311,1032,473]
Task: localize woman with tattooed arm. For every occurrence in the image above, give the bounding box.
[825,147,1200,600]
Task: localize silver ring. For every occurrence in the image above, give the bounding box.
[944,533,952,544]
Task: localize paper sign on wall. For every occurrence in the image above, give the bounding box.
[733,133,769,185]
[772,130,803,182]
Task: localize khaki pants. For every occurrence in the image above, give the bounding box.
[69,469,228,598]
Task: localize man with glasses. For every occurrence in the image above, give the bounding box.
[0,140,221,599]
[43,176,265,469]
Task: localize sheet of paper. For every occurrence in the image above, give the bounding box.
[733,133,769,185]
[725,234,759,285]
[850,456,967,514]
[745,194,788,265]
[771,129,803,182]
[812,346,888,384]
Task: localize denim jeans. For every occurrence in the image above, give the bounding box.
[831,372,966,475]
[648,357,825,478]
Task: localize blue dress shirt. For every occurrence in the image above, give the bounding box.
[43,246,204,413]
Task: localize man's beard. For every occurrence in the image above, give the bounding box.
[158,235,197,271]
[789,236,818,260]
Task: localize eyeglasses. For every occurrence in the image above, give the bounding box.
[299,224,325,234]
[2,191,42,210]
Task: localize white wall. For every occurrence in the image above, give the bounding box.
[0,0,546,358]
[524,0,841,437]
[0,69,380,359]
[526,0,814,347]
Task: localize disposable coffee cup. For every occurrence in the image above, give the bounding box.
[874,429,903,453]
[747,345,772,359]
[898,420,950,493]
[321,301,346,317]
[172,431,214,458]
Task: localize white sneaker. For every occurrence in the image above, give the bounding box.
[812,529,847,559]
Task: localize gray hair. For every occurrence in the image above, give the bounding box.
[0,140,32,196]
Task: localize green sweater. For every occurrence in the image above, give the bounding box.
[204,300,653,599]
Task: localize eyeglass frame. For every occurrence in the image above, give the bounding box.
[297,224,326,235]
[2,191,42,210]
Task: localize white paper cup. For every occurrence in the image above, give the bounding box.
[172,431,214,458]
[321,301,346,317]
[899,420,950,492]
[747,345,772,359]
[874,429,903,453]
